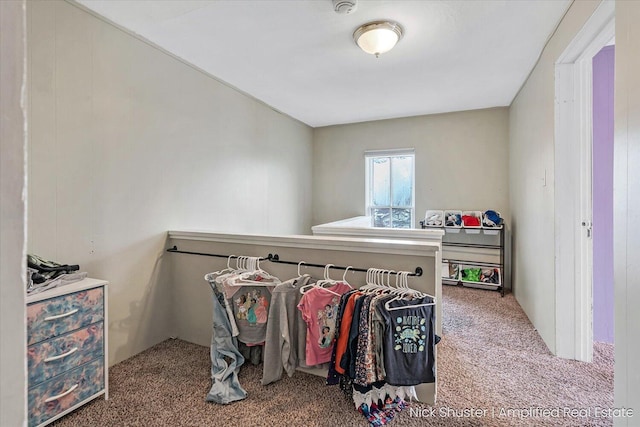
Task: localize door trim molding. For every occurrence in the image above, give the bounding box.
[554,1,614,362]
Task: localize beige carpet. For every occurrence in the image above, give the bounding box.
[53,286,614,427]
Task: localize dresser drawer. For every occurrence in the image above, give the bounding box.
[28,358,104,427]
[28,322,104,386]
[27,287,104,346]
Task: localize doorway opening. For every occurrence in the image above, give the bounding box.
[554,1,614,362]
[592,42,615,351]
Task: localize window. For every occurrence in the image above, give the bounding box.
[365,149,415,228]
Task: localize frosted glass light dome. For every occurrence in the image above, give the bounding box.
[353,21,403,57]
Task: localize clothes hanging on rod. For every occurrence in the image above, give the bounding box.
[375,295,436,386]
[167,246,424,278]
[204,277,247,405]
[261,274,312,385]
[198,251,437,425]
[297,281,352,366]
[324,269,439,426]
[215,257,281,362]
[203,256,282,404]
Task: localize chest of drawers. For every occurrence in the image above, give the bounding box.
[26,278,108,427]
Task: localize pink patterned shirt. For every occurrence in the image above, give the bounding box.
[297,282,352,366]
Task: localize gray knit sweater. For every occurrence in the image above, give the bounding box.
[261,275,311,385]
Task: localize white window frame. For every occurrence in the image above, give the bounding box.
[364,148,416,228]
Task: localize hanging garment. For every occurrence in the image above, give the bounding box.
[353,382,413,426]
[262,275,311,385]
[205,272,240,337]
[331,291,361,376]
[354,294,377,386]
[238,342,263,366]
[376,296,436,386]
[326,290,358,385]
[298,282,352,366]
[205,286,247,405]
[362,294,394,385]
[342,293,368,377]
[226,285,273,344]
[223,271,279,345]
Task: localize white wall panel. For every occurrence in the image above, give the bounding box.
[28,0,313,365]
[614,1,640,423]
[508,0,600,352]
[0,1,27,425]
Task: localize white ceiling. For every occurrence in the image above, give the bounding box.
[76,0,571,128]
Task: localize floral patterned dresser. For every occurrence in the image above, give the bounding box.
[26,278,108,427]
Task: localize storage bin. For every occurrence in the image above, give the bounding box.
[441,261,460,282]
[460,265,501,290]
[424,210,444,228]
[482,210,503,235]
[443,210,462,233]
[462,211,482,234]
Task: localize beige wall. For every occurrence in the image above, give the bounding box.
[0,1,27,425]
[614,1,640,422]
[27,1,313,364]
[508,0,600,353]
[312,108,510,227]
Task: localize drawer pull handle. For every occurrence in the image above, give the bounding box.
[44,309,79,321]
[44,347,78,362]
[44,383,78,403]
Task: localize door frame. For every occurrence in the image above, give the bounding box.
[554,1,614,362]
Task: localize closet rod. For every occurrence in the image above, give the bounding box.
[265,254,423,277]
[166,246,423,277]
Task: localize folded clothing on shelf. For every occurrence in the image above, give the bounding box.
[480,269,500,284]
[461,215,481,227]
[482,210,503,227]
[461,268,482,282]
[445,213,462,227]
[425,213,443,226]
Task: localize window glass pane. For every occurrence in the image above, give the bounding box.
[371,157,390,206]
[391,208,412,228]
[372,208,391,228]
[392,156,413,207]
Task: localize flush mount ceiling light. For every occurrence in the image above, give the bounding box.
[353,21,403,58]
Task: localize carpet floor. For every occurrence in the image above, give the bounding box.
[53,286,614,427]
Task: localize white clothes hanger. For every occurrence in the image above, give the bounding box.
[316,264,336,287]
[385,271,436,311]
[361,268,383,292]
[208,255,241,287]
[205,255,236,279]
[289,261,307,288]
[362,268,395,294]
[301,264,342,296]
[342,266,353,284]
[299,279,316,294]
[299,261,318,294]
[386,297,436,311]
[228,256,279,287]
